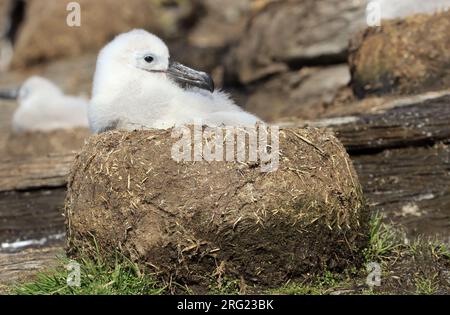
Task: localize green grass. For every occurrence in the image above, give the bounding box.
[430,241,450,260]
[269,271,349,295]
[363,213,404,263]
[208,277,241,295]
[414,274,438,295]
[14,254,166,295]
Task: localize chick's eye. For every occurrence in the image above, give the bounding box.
[144,55,154,63]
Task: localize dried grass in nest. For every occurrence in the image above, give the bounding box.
[65,126,369,288]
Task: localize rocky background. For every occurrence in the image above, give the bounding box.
[0,0,449,287]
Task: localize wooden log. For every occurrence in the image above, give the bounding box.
[0,153,75,192]
[353,145,450,239]
[282,92,450,153]
[0,246,64,290]
[0,154,74,246]
[333,95,450,153]
[0,188,66,245]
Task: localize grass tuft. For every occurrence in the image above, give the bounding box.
[414,274,438,295]
[14,254,166,295]
[363,213,403,262]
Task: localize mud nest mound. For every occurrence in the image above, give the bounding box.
[349,11,450,98]
[65,127,369,287]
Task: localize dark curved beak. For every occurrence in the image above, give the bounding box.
[0,88,19,100]
[167,61,215,93]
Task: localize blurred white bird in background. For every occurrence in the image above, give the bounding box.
[89,29,261,133]
[379,0,450,20]
[0,76,89,133]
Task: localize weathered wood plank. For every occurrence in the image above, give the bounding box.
[0,246,64,290]
[0,153,75,192]
[0,135,78,249]
[334,95,450,153]
[353,144,450,239]
[303,94,450,153]
[0,188,66,245]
